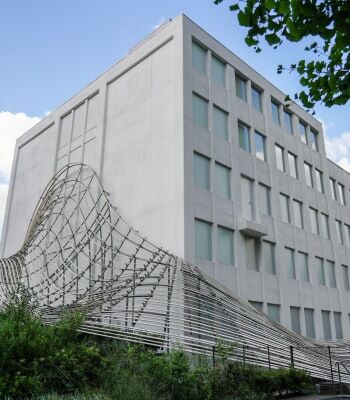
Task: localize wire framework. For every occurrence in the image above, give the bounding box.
[1,163,350,383]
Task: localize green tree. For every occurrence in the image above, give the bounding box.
[214,0,350,109]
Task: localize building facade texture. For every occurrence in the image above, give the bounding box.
[1,15,350,342]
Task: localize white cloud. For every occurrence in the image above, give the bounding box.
[0,111,41,238]
[151,17,167,31]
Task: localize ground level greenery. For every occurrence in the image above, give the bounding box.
[0,289,312,399]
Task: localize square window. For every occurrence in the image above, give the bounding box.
[288,152,298,179]
[286,247,296,279]
[193,152,210,191]
[217,226,234,265]
[215,162,231,199]
[238,122,251,152]
[258,183,271,216]
[213,106,228,140]
[263,241,276,275]
[275,144,285,172]
[195,219,212,260]
[309,207,319,235]
[211,55,225,86]
[267,303,280,323]
[192,41,207,74]
[255,131,267,161]
[251,86,262,112]
[310,129,318,151]
[235,75,247,101]
[304,162,313,187]
[315,169,324,193]
[284,110,293,134]
[299,121,308,144]
[293,200,303,229]
[298,252,309,283]
[192,93,208,129]
[271,100,280,125]
[280,193,290,223]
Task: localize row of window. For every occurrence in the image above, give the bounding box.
[195,217,350,290]
[192,40,319,152]
[250,302,344,339]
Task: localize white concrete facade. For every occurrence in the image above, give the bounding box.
[1,15,350,341]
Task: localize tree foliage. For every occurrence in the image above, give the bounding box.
[214,0,350,109]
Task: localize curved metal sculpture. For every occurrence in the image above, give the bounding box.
[1,163,350,383]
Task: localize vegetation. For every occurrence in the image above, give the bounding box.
[0,288,312,399]
[214,0,350,110]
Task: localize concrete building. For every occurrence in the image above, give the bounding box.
[1,15,350,341]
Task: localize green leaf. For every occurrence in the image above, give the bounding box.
[264,0,276,10]
[229,3,240,11]
[278,0,290,14]
[265,33,281,45]
[238,11,251,26]
[245,37,258,46]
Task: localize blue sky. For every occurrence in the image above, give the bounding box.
[0,0,349,236]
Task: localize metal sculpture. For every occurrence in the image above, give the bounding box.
[1,163,350,384]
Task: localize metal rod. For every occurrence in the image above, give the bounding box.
[290,345,294,368]
[328,346,334,394]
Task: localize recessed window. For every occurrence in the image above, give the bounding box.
[280,193,290,223]
[304,308,315,338]
[255,131,267,161]
[342,265,350,290]
[258,183,271,216]
[249,301,263,312]
[290,307,301,334]
[217,226,234,265]
[275,144,285,172]
[263,241,276,275]
[336,219,344,245]
[309,207,319,235]
[285,247,296,279]
[310,129,319,151]
[344,224,350,247]
[241,176,254,220]
[267,303,280,323]
[315,169,324,193]
[235,74,247,102]
[298,252,310,283]
[284,110,293,135]
[327,260,337,289]
[193,152,210,191]
[251,85,262,112]
[299,120,308,144]
[293,199,303,229]
[238,122,251,152]
[192,93,208,129]
[192,41,207,74]
[195,219,212,261]
[315,257,326,286]
[271,100,281,125]
[338,183,346,205]
[322,310,332,339]
[214,162,231,199]
[330,178,337,200]
[213,105,228,140]
[211,55,225,86]
[245,237,259,271]
[320,212,330,239]
[288,152,298,179]
[304,162,313,187]
[334,312,343,339]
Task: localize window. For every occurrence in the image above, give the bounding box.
[286,247,296,279]
[299,121,308,144]
[330,178,337,200]
[335,220,343,245]
[315,257,326,286]
[309,207,319,235]
[249,301,263,312]
[213,106,228,140]
[195,219,212,260]
[241,176,254,220]
[192,41,207,74]
[342,265,350,290]
[193,152,210,190]
[288,152,298,179]
[258,183,271,216]
[304,162,313,187]
[304,308,315,338]
[284,110,293,134]
[238,122,251,152]
[293,200,304,229]
[267,303,280,323]
[327,260,336,288]
[235,74,247,101]
[215,162,231,199]
[211,55,225,86]
[263,241,276,275]
[310,129,318,151]
[280,193,290,223]
[217,226,234,265]
[298,252,310,283]
[322,310,332,340]
[275,144,285,171]
[251,86,262,112]
[338,183,346,205]
[315,169,324,193]
[320,213,330,239]
[334,312,343,339]
[344,224,350,247]
[245,237,259,271]
[290,307,301,334]
[271,100,280,125]
[255,131,267,161]
[192,93,208,129]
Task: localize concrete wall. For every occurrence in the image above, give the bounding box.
[1,16,185,258]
